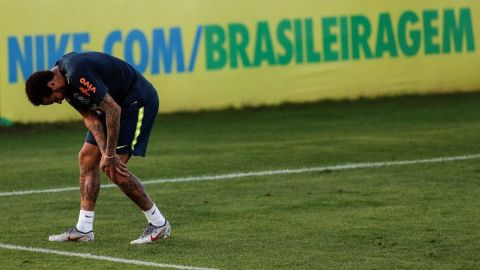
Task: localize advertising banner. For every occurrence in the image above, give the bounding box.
[1,0,479,124]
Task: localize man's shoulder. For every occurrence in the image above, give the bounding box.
[58,52,88,80]
[61,54,100,82]
[60,51,110,68]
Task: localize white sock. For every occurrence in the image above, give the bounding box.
[143,204,166,227]
[76,210,94,233]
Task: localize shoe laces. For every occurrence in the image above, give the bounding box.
[66,227,77,234]
[140,224,157,238]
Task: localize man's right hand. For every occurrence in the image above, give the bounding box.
[100,154,129,181]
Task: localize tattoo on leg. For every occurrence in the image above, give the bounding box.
[81,180,100,203]
[115,174,153,210]
[80,166,100,208]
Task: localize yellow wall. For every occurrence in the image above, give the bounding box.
[1,0,479,123]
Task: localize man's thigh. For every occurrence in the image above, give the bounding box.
[79,142,102,168]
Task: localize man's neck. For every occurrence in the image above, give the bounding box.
[52,66,67,86]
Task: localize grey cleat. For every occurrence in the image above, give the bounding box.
[130,221,171,244]
[48,226,94,242]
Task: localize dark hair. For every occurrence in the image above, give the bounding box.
[25,70,54,106]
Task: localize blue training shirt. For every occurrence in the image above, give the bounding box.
[57,51,156,111]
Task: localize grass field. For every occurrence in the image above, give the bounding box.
[1,92,480,269]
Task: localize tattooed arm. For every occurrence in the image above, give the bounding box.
[99,93,121,157]
[98,93,129,179]
[76,94,128,179]
[76,108,107,155]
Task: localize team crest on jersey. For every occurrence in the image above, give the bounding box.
[73,93,90,104]
[89,103,101,111]
[79,77,96,96]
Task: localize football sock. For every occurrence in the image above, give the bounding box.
[76,210,94,233]
[143,204,166,227]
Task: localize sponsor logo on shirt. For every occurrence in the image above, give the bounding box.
[79,77,96,96]
[89,103,101,111]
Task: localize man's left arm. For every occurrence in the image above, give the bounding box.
[99,93,129,179]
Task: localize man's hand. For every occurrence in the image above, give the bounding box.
[100,154,129,181]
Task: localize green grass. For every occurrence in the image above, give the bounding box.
[1,92,480,269]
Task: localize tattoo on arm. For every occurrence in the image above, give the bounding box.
[77,108,107,154]
[87,117,107,153]
[99,94,121,156]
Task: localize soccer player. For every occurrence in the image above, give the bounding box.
[25,51,170,244]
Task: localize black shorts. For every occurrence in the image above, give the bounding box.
[85,91,159,157]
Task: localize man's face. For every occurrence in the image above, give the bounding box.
[42,89,65,105]
[41,73,66,105]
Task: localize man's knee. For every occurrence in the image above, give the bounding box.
[78,144,101,176]
[109,172,133,186]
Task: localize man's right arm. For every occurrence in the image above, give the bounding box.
[77,108,107,155]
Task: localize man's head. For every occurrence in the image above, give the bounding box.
[25,68,67,106]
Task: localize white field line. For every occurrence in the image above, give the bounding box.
[0,243,218,270]
[1,153,479,198]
